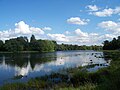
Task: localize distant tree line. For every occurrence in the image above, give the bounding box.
[56,44,102,51]
[103,36,120,50]
[0,35,102,52]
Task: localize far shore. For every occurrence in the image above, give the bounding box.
[0,50,119,54]
[0,51,39,54]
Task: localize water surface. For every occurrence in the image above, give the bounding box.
[0,50,110,85]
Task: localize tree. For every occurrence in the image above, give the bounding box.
[30,35,36,43]
[52,40,57,51]
[0,40,4,51]
[17,36,29,50]
[29,35,38,51]
[5,39,24,52]
[37,40,55,52]
[103,36,120,50]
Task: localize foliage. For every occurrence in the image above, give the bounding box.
[5,38,24,52]
[37,39,55,52]
[57,44,102,51]
[4,35,56,52]
[0,35,102,52]
[103,36,120,50]
[0,40,4,51]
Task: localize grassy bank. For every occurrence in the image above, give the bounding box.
[0,50,56,54]
[0,51,120,90]
[0,51,39,54]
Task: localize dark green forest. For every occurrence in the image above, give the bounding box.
[103,36,120,50]
[0,35,102,52]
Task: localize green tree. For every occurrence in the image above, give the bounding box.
[30,35,36,43]
[103,36,120,50]
[5,39,23,52]
[29,35,39,51]
[17,36,29,50]
[0,40,4,51]
[38,40,55,52]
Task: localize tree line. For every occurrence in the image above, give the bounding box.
[103,36,120,50]
[0,35,102,52]
[57,44,102,51]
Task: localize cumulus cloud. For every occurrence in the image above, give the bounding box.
[0,21,52,40]
[15,21,31,34]
[0,21,118,45]
[47,33,69,42]
[47,29,90,44]
[14,21,45,35]
[91,7,120,17]
[74,29,101,44]
[86,5,99,11]
[71,29,117,45]
[46,28,108,45]
[98,21,120,34]
[67,17,90,25]
[99,34,116,40]
[75,29,88,37]
[92,8,114,17]
[42,27,52,31]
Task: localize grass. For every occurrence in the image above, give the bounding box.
[96,51,120,90]
[0,50,120,90]
[58,83,97,90]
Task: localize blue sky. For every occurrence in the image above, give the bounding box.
[0,0,120,45]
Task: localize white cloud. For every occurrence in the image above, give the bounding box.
[98,21,120,34]
[0,21,118,45]
[74,29,102,45]
[30,27,44,34]
[114,7,120,14]
[98,21,117,28]
[15,21,45,35]
[89,33,99,36]
[75,29,88,37]
[67,17,90,25]
[100,34,116,40]
[15,21,30,34]
[91,7,120,17]
[70,29,117,45]
[86,5,99,11]
[0,21,51,40]
[46,29,106,45]
[47,29,101,45]
[65,31,71,35]
[47,33,69,42]
[42,27,52,31]
[93,8,113,17]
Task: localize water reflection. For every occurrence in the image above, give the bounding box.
[0,51,110,85]
[15,61,32,77]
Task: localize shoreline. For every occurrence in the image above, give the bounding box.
[0,50,119,54]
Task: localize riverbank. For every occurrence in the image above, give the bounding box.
[0,50,56,54]
[0,50,120,90]
[0,50,119,53]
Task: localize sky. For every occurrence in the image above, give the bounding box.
[0,0,120,45]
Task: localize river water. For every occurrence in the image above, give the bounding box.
[0,50,110,85]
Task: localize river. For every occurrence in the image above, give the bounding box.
[0,50,110,85]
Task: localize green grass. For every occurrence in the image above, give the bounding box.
[58,83,97,90]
